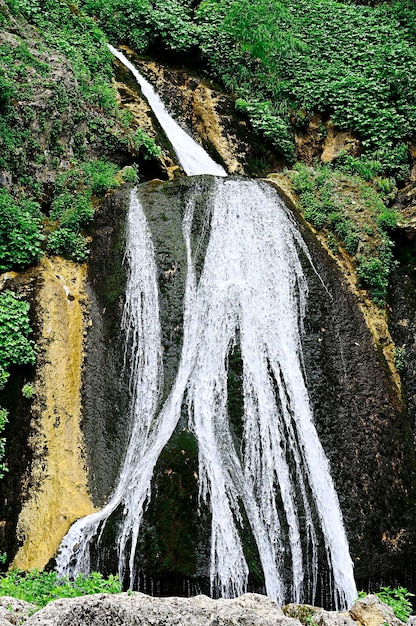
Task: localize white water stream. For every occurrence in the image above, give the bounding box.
[56,48,357,609]
[108,45,226,177]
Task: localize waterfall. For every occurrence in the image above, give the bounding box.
[108,45,226,178]
[56,48,357,609]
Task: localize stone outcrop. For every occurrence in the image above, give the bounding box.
[0,596,36,625]
[0,593,410,626]
[349,595,403,626]
[23,593,301,626]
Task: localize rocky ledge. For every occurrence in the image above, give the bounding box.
[0,592,411,626]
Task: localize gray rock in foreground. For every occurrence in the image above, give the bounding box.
[24,592,302,626]
[0,596,37,625]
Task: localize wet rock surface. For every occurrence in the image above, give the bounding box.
[79,176,416,599]
[297,211,416,583]
[81,187,131,506]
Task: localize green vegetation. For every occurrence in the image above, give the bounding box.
[0,291,36,382]
[0,290,35,475]
[47,160,120,261]
[0,408,7,478]
[0,570,121,608]
[358,587,414,622]
[78,0,416,179]
[79,0,197,55]
[0,0,162,263]
[394,346,406,373]
[0,191,43,272]
[287,163,398,304]
[21,383,35,399]
[197,0,415,179]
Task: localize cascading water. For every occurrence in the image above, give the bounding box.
[56,48,357,609]
[108,45,226,178]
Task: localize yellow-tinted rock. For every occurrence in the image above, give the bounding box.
[12,256,95,570]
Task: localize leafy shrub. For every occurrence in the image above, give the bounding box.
[47,228,89,262]
[80,160,120,196]
[0,290,35,478]
[236,99,295,163]
[47,160,121,260]
[357,256,389,305]
[121,165,139,183]
[376,209,399,233]
[129,129,162,160]
[0,291,36,373]
[335,153,384,182]
[287,163,397,305]
[0,570,122,608]
[0,191,43,271]
[359,587,414,622]
[50,193,94,230]
[81,0,196,54]
[22,383,35,399]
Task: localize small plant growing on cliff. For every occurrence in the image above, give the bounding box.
[130,129,162,160]
[22,383,35,399]
[121,165,138,184]
[0,190,43,272]
[394,346,406,374]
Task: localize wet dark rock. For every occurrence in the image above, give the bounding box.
[80,176,416,601]
[298,213,416,584]
[82,187,131,506]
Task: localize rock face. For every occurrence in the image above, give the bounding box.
[24,593,300,626]
[65,176,416,599]
[0,259,95,570]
